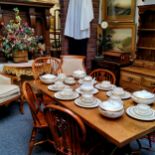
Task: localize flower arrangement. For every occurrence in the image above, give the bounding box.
[0,8,38,59]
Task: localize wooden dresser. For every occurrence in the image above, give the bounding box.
[120,60,155,92]
[120,5,155,92]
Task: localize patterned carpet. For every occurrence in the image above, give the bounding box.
[0,102,155,155]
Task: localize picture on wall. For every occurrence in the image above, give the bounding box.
[108,23,136,57]
[102,0,136,22]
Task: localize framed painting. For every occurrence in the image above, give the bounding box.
[108,23,136,57]
[102,0,136,22]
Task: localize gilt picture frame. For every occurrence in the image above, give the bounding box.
[108,23,136,57]
[102,0,136,22]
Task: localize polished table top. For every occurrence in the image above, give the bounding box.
[33,80,155,148]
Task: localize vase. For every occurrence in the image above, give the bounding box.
[13,51,28,63]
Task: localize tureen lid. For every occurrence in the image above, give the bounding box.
[99,100,123,111]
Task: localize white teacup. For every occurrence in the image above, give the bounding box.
[60,87,73,97]
[135,104,151,115]
[54,81,64,89]
[57,73,66,81]
[101,81,111,88]
[81,94,94,103]
[65,77,75,83]
[112,87,125,97]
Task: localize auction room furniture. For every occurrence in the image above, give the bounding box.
[60,55,86,76]
[0,0,55,56]
[91,58,130,86]
[32,80,155,148]
[120,5,155,92]
[32,56,62,80]
[89,68,116,84]
[22,81,53,155]
[0,74,21,113]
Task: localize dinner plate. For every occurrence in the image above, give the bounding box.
[126,106,155,121]
[106,91,131,99]
[78,79,97,84]
[76,87,99,95]
[95,84,115,91]
[54,92,79,100]
[48,84,66,91]
[74,97,101,108]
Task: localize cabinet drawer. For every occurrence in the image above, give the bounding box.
[141,76,155,89]
[120,71,141,85]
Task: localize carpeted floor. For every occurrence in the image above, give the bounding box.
[0,102,155,155]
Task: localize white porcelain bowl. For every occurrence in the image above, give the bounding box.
[72,70,86,79]
[132,90,155,105]
[40,74,57,84]
[99,100,124,118]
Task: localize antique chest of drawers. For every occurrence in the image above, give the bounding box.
[120,60,155,92]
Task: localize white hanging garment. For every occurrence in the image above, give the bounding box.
[64,0,94,40]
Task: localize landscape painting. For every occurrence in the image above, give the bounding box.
[103,0,135,22]
[108,24,136,56]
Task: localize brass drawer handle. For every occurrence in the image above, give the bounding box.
[128,77,133,81]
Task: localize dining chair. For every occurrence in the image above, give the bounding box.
[22,81,53,155]
[89,68,116,84]
[32,56,62,80]
[60,55,86,76]
[44,104,106,155]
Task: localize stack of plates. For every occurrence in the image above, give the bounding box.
[126,105,155,121]
[95,83,115,91]
[106,91,131,99]
[74,97,101,108]
[54,91,79,100]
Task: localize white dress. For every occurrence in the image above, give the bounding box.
[64,0,94,40]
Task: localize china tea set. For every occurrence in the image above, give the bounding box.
[40,71,155,120]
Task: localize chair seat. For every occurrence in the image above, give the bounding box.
[34,111,48,128]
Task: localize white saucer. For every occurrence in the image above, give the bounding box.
[54,92,79,100]
[74,97,101,108]
[106,91,131,99]
[126,106,155,121]
[76,87,99,95]
[78,79,97,84]
[48,84,65,91]
[64,80,76,85]
[95,84,115,91]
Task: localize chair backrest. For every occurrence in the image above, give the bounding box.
[32,56,62,80]
[44,104,87,155]
[89,68,116,84]
[22,81,42,125]
[152,88,155,93]
[60,55,86,76]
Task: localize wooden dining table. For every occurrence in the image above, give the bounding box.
[32,80,155,148]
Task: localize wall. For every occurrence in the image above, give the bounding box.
[60,0,100,71]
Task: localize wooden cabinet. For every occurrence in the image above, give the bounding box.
[120,5,155,92]
[120,60,155,92]
[136,5,155,61]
